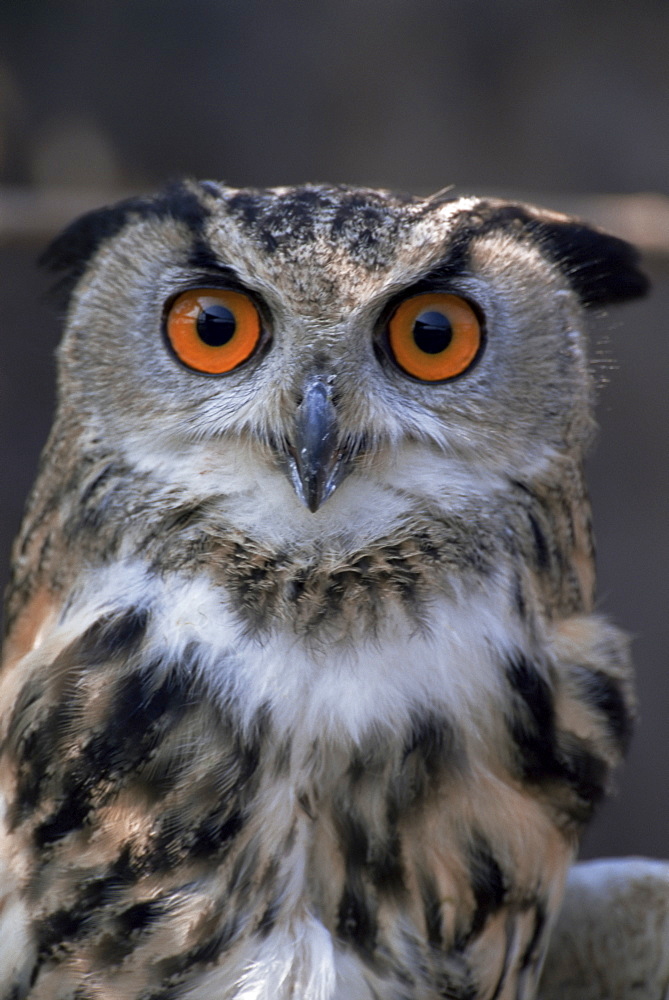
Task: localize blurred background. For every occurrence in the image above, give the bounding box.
[0,0,667,860]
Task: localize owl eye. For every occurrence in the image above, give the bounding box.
[165,288,262,374]
[386,292,483,382]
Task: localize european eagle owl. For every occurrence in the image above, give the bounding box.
[0,181,649,999]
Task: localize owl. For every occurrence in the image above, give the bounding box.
[0,181,649,1000]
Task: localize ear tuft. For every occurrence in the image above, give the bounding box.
[39,197,149,308]
[40,181,211,309]
[467,201,650,308]
[528,210,650,307]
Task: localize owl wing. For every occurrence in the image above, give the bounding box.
[0,598,268,999]
[539,857,669,1000]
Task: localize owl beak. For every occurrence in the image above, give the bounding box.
[285,378,349,513]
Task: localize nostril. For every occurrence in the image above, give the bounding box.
[296,379,332,415]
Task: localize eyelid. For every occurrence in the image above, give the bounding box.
[166,278,273,326]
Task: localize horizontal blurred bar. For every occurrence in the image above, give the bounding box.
[1,186,667,263]
[0,186,136,243]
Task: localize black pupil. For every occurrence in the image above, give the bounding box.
[196,304,236,347]
[413,310,452,354]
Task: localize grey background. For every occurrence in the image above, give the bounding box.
[0,0,667,861]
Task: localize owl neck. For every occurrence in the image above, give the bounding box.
[4,423,594,657]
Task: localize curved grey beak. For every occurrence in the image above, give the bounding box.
[285,379,350,512]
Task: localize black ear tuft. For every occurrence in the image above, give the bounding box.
[527,211,650,307]
[39,181,211,309]
[39,196,149,308]
[463,201,650,308]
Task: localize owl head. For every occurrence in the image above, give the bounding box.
[41,181,647,543]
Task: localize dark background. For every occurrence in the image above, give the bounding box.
[0,0,667,860]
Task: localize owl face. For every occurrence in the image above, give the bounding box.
[47,182,647,544]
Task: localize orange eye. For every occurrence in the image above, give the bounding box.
[387,292,483,382]
[165,288,262,374]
